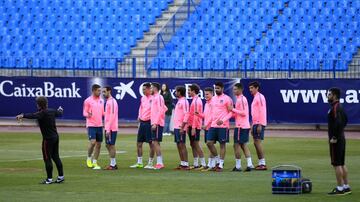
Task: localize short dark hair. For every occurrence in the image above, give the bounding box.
[204,87,213,93]
[214,81,224,88]
[104,86,112,92]
[151,82,160,91]
[92,84,101,92]
[248,81,260,89]
[36,96,48,110]
[189,84,200,94]
[234,83,243,90]
[329,87,341,99]
[143,82,151,88]
[176,86,186,97]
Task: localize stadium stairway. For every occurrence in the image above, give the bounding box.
[118,0,199,77]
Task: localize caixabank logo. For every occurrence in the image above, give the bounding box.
[0,80,82,98]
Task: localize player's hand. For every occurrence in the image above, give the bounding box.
[87,112,92,118]
[202,125,206,130]
[227,105,233,111]
[191,128,196,136]
[105,131,111,138]
[180,128,184,134]
[58,106,63,112]
[216,120,223,126]
[151,124,157,131]
[330,137,337,144]
[256,125,262,135]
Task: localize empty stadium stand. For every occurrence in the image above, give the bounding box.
[0,0,173,69]
[151,0,360,72]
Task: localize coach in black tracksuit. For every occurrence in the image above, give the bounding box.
[16,96,65,184]
[326,87,351,195]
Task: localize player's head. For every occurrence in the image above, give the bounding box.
[102,86,112,99]
[233,83,244,96]
[328,87,341,103]
[142,82,151,96]
[214,82,224,96]
[36,96,48,110]
[161,83,169,93]
[188,84,200,97]
[249,81,260,95]
[92,84,101,97]
[151,82,160,94]
[204,87,214,101]
[175,86,186,98]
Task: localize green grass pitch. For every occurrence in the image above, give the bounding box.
[0,132,359,202]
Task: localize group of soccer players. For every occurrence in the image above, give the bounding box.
[129,81,267,172]
[83,84,119,170]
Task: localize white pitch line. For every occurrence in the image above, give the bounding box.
[0,151,127,163]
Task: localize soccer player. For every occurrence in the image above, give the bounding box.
[150,82,168,169]
[187,84,206,169]
[83,84,104,170]
[16,96,64,184]
[197,87,217,171]
[173,86,190,170]
[228,83,254,172]
[130,83,155,169]
[102,86,119,170]
[249,81,267,170]
[327,87,351,195]
[207,82,233,172]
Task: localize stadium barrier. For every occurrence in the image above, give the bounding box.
[0,76,359,124]
[1,58,359,79]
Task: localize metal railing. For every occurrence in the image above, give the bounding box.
[1,57,359,79]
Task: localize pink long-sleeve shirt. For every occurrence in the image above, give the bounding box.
[232,95,250,129]
[138,95,152,121]
[188,95,203,129]
[150,92,168,127]
[210,93,233,128]
[197,99,212,130]
[83,96,104,127]
[104,96,118,132]
[173,97,189,129]
[251,92,267,126]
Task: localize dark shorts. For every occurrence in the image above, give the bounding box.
[234,128,250,144]
[137,121,152,143]
[174,129,186,143]
[188,127,201,142]
[330,139,346,166]
[151,125,164,142]
[88,127,103,142]
[105,131,117,145]
[207,127,229,143]
[252,124,265,140]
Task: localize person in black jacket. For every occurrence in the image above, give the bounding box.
[16,96,64,185]
[161,83,174,136]
[326,87,351,195]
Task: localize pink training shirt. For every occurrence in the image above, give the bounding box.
[196,99,212,130]
[104,96,118,132]
[188,95,203,129]
[173,97,189,129]
[210,93,233,128]
[251,92,267,126]
[83,96,104,127]
[232,95,250,129]
[150,92,168,127]
[138,95,152,121]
